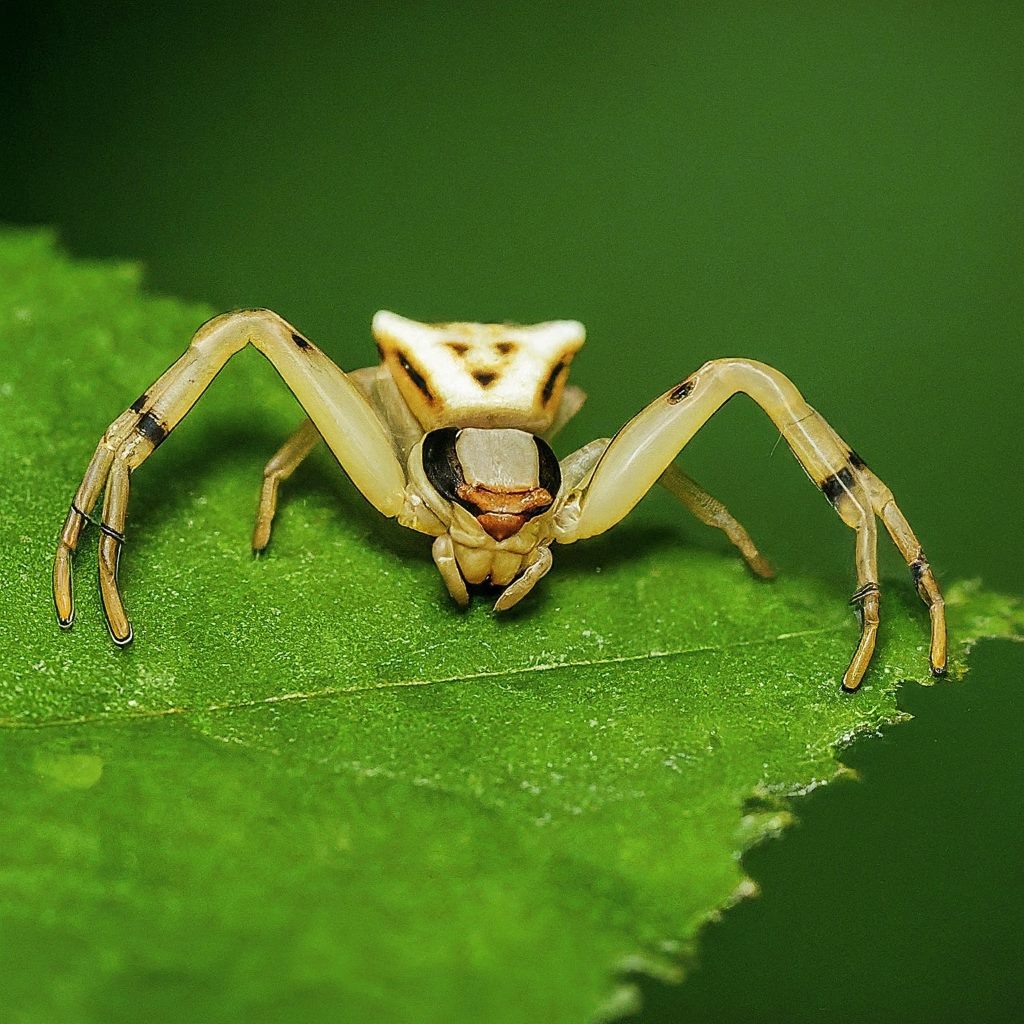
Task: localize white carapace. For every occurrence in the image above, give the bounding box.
[370,310,586,432]
[54,307,947,692]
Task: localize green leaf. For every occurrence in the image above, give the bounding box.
[1,229,1020,1023]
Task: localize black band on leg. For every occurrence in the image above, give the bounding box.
[98,523,126,545]
[70,502,95,527]
[848,581,880,638]
[849,582,880,605]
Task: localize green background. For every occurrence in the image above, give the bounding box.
[2,2,1021,1020]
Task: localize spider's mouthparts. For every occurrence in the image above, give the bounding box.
[477,512,529,541]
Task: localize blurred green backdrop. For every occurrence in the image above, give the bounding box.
[2,2,1021,1021]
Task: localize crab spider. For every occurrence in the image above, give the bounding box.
[53,308,946,692]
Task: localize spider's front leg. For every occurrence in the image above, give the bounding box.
[558,359,945,691]
[54,310,406,644]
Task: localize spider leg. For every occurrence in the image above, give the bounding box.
[561,358,945,689]
[252,418,322,554]
[54,309,406,642]
[431,535,469,607]
[97,457,132,644]
[54,442,115,627]
[844,497,880,693]
[659,464,774,579]
[852,460,947,676]
[493,545,553,612]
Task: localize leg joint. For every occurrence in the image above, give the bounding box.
[849,581,880,605]
[99,522,126,545]
[135,410,169,449]
[70,501,93,526]
[821,467,856,506]
[909,552,929,586]
[190,308,289,357]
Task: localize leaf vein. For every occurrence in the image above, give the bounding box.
[2,624,846,731]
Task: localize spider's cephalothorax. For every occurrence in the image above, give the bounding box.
[54,308,947,692]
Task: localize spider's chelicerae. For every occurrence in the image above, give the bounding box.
[53,309,946,692]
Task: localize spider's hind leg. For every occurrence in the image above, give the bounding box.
[659,464,774,579]
[252,419,321,553]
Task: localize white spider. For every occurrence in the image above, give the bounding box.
[54,309,946,691]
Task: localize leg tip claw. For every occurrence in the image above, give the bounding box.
[108,624,135,647]
[251,523,272,554]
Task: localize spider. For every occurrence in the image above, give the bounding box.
[53,309,946,691]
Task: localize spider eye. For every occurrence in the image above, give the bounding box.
[534,435,561,499]
[421,428,464,502]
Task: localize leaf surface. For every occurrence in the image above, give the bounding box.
[0,230,1020,1023]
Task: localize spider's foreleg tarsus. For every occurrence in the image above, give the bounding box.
[824,472,881,693]
[805,433,947,688]
[54,410,153,641]
[54,442,115,628]
[843,454,947,678]
[807,436,947,687]
[97,457,133,645]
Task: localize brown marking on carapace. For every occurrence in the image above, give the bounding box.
[130,392,149,413]
[446,342,470,357]
[291,332,312,350]
[540,360,568,404]
[397,351,435,403]
[494,341,517,356]
[849,450,868,470]
[668,378,694,404]
[472,370,498,387]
